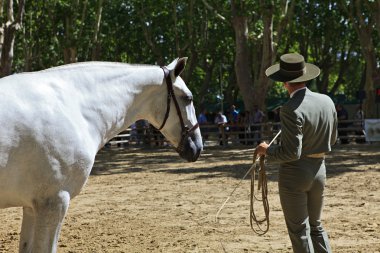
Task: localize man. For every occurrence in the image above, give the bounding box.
[336,104,350,144]
[198,109,209,125]
[252,104,265,144]
[229,105,238,123]
[255,53,337,253]
[214,111,228,145]
[354,104,365,143]
[198,109,209,144]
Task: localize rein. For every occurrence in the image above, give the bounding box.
[158,67,199,152]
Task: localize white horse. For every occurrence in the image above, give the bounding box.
[0,57,202,252]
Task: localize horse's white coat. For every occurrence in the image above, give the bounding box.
[0,58,202,252]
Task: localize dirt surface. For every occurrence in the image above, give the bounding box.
[1,143,380,253]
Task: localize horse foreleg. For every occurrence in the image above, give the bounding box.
[19,207,35,253]
[31,191,70,253]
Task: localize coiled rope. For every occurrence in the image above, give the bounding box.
[215,130,281,235]
[250,154,269,235]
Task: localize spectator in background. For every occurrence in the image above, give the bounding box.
[214,111,228,145]
[229,105,240,143]
[198,109,209,144]
[150,124,164,146]
[237,111,248,144]
[129,122,138,143]
[252,105,265,145]
[198,109,208,125]
[354,104,365,143]
[136,119,149,145]
[230,105,239,124]
[244,110,254,145]
[336,104,349,144]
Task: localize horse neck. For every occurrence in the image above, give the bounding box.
[57,63,164,147]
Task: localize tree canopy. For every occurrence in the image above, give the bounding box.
[1,0,379,117]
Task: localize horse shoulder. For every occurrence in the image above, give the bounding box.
[0,74,98,203]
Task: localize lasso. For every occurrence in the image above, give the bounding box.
[250,154,269,235]
[215,130,281,235]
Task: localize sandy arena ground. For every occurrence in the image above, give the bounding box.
[0,143,379,253]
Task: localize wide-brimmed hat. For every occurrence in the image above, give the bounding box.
[265,53,320,83]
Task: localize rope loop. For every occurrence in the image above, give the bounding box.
[250,154,270,235]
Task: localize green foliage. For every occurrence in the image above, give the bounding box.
[6,0,379,109]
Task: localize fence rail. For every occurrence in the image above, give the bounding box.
[108,119,368,147]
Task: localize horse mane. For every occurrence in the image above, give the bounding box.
[33,61,157,74]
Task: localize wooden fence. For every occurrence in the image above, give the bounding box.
[107,119,368,147]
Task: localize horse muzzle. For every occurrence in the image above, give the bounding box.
[177,131,203,162]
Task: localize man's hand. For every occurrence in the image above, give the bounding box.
[255,142,269,156]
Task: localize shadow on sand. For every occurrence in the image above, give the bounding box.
[91,143,380,182]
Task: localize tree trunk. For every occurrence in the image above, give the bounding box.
[0,0,4,56]
[372,0,380,38]
[63,15,77,63]
[63,47,77,64]
[174,0,194,82]
[0,0,25,77]
[138,4,164,65]
[253,0,294,111]
[340,0,378,118]
[361,48,377,118]
[254,0,275,109]
[275,0,295,51]
[231,14,255,112]
[330,48,351,95]
[63,0,88,63]
[91,0,103,60]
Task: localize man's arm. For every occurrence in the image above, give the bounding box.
[256,106,303,163]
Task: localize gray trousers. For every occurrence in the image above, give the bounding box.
[279,157,332,253]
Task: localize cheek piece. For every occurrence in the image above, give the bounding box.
[158,67,199,153]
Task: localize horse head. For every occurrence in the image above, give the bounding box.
[151,58,203,162]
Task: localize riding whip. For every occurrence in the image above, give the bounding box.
[215,130,282,225]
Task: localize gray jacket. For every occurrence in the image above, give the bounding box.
[267,88,338,163]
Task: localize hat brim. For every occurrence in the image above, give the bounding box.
[265,63,320,83]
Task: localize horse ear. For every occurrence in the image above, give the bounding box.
[174,57,188,77]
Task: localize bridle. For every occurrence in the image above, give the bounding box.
[157,66,199,152]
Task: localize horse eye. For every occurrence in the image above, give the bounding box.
[183,95,193,103]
